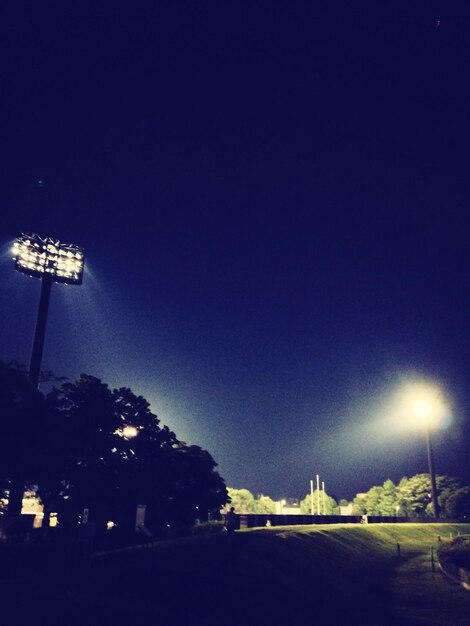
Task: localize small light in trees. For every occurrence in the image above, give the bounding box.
[116,425,139,439]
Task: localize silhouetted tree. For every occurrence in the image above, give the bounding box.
[0,361,56,517]
[46,374,228,530]
[445,486,470,518]
[162,444,228,524]
[435,475,463,517]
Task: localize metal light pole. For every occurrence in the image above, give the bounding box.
[12,233,85,387]
[412,398,440,518]
[425,424,440,518]
[29,273,53,387]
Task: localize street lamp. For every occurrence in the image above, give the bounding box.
[411,397,440,518]
[12,233,85,387]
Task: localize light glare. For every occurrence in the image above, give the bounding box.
[395,381,449,431]
[412,399,431,420]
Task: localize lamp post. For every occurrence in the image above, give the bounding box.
[412,398,440,518]
[12,233,85,387]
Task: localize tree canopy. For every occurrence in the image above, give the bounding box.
[0,361,57,516]
[0,364,228,529]
[227,488,276,514]
[445,486,470,518]
[228,474,470,520]
[3,362,469,527]
[300,490,338,515]
[352,474,466,518]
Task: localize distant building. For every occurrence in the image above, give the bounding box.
[21,491,48,527]
[339,503,353,515]
[274,498,302,515]
[2,490,58,528]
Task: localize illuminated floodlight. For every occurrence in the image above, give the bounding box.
[412,399,431,421]
[12,233,85,285]
[398,382,448,431]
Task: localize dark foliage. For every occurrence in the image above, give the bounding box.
[0,361,58,516]
[0,364,228,531]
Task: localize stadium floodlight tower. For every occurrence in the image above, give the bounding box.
[12,233,85,387]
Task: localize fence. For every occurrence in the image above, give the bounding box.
[238,514,462,528]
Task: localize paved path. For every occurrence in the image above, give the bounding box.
[388,545,470,624]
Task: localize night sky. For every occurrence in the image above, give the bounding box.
[1,2,470,501]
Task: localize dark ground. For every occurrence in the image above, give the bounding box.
[0,528,445,626]
[0,524,470,626]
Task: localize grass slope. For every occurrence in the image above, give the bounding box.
[5,523,470,625]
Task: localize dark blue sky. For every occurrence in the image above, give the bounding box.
[1,2,469,500]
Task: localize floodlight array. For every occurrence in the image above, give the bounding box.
[12,233,85,285]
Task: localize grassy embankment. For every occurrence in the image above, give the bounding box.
[4,523,470,625]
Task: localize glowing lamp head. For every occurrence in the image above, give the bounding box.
[412,399,432,421]
[402,382,449,430]
[12,233,85,285]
